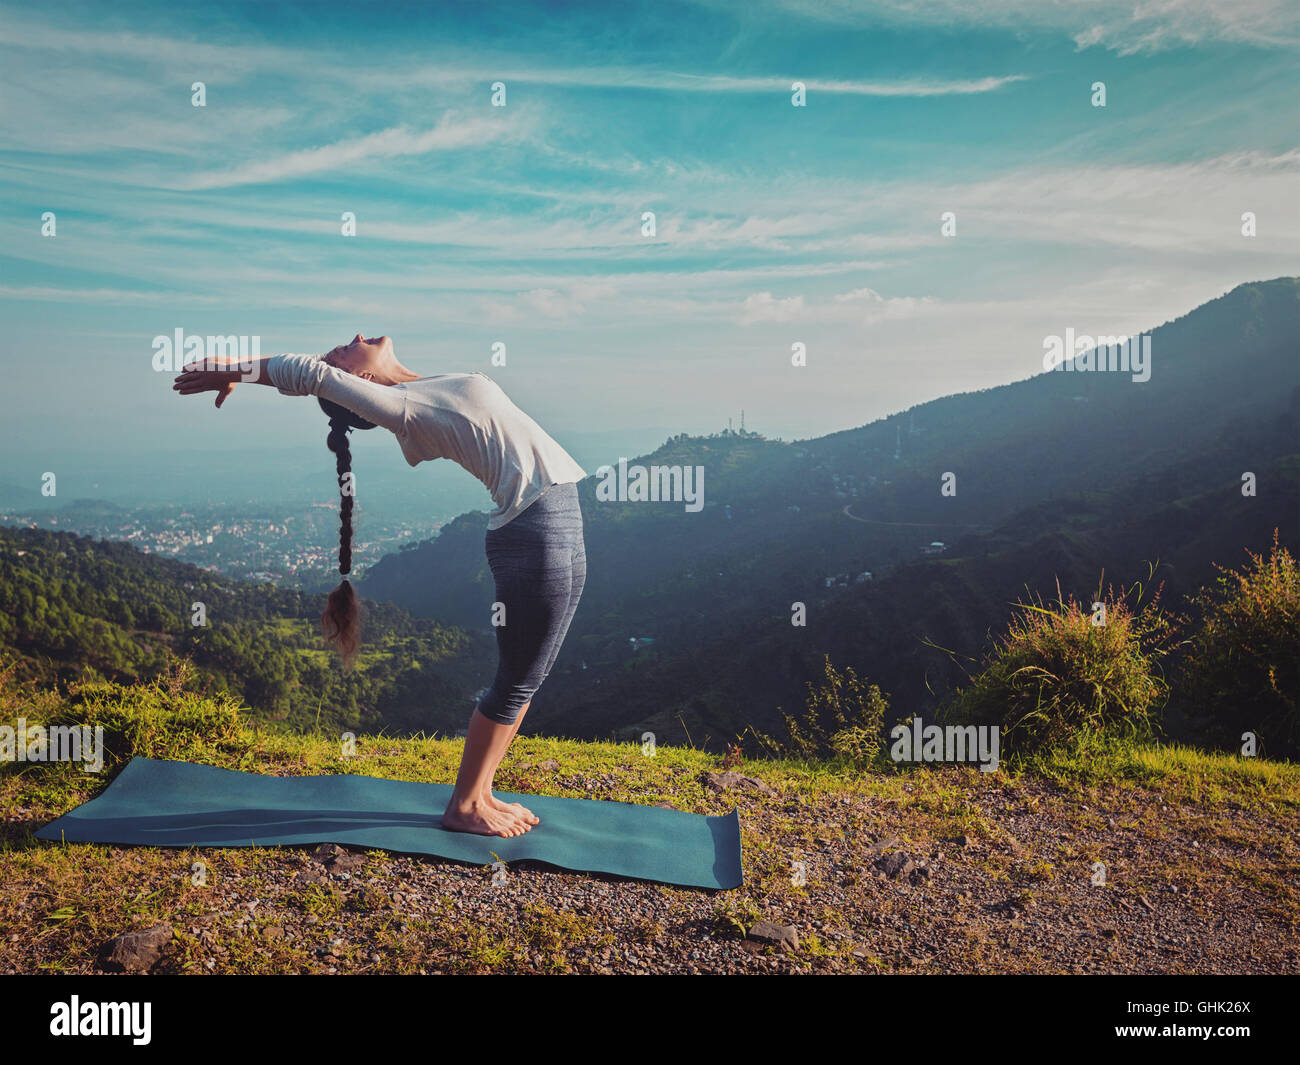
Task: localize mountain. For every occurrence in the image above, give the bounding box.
[360,278,1300,745]
[0,481,46,509]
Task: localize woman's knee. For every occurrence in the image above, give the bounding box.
[476,685,535,726]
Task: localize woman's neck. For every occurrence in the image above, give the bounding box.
[372,363,422,386]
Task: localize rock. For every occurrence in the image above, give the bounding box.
[701,771,777,796]
[311,843,365,873]
[98,923,172,972]
[871,851,916,879]
[747,920,800,952]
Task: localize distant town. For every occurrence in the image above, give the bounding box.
[0,499,433,591]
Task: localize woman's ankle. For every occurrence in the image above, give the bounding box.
[448,788,482,811]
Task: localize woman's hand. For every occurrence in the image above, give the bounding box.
[173,360,240,408]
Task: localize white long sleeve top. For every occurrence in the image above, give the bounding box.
[264,355,587,530]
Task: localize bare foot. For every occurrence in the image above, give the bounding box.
[441,797,533,837]
[482,788,540,826]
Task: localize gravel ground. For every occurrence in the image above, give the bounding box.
[12,765,1290,975]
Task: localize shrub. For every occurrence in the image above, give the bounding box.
[49,659,247,769]
[1177,531,1299,758]
[767,654,890,767]
[947,581,1170,754]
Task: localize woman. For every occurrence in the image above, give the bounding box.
[173,335,588,838]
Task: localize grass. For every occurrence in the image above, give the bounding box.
[2,667,1298,974]
[1018,732,1294,810]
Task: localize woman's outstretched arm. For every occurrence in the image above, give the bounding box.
[172,353,409,433]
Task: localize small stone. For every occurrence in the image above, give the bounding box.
[701,771,777,796]
[747,920,799,952]
[98,923,173,972]
[871,851,916,879]
[311,843,366,873]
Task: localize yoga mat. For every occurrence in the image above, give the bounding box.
[35,757,743,890]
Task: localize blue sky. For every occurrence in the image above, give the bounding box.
[1,0,1297,480]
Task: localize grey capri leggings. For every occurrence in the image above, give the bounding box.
[476,481,586,726]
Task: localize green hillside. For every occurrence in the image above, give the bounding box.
[0,527,495,737]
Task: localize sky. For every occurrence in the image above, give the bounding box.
[1,0,1297,489]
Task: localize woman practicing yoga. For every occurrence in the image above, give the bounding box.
[173,335,587,838]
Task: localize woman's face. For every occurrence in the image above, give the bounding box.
[323,334,393,378]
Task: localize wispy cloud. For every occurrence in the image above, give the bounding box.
[734,0,1300,54]
[177,110,535,190]
[454,68,1029,96]
[5,149,1295,320]
[740,291,806,323]
[740,287,933,325]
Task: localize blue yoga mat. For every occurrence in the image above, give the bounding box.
[35,757,743,890]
